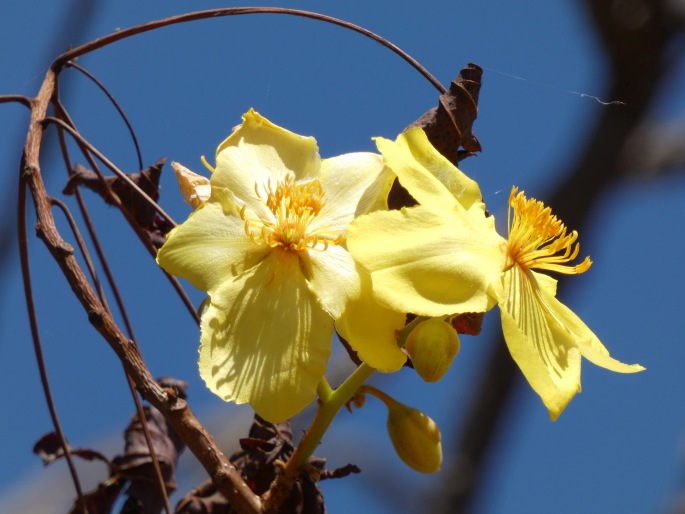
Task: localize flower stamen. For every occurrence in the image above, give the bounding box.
[506,186,591,275]
[240,175,344,251]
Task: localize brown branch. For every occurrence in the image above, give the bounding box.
[43,116,177,228]
[52,101,200,324]
[51,7,445,95]
[0,94,32,108]
[21,69,262,514]
[64,61,144,171]
[19,187,87,513]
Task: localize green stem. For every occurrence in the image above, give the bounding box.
[316,376,333,403]
[263,363,376,512]
[396,315,429,348]
[358,383,395,406]
[288,363,375,470]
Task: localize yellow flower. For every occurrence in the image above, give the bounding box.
[347,128,508,319]
[500,187,644,420]
[348,127,643,420]
[157,109,397,422]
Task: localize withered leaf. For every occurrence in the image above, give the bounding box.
[63,158,174,248]
[67,480,124,514]
[34,377,188,514]
[451,311,485,336]
[176,415,359,514]
[405,63,483,165]
[319,464,361,481]
[388,63,484,210]
[112,378,187,514]
[33,432,110,467]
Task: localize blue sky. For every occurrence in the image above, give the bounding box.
[1,1,684,513]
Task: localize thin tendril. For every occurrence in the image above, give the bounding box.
[42,116,177,228]
[64,61,144,171]
[52,196,173,514]
[18,182,87,514]
[52,8,446,95]
[0,95,32,108]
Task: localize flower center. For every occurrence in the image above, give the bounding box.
[240,174,344,251]
[506,186,591,275]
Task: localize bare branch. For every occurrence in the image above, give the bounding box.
[43,116,177,228]
[18,180,87,514]
[63,62,144,171]
[0,95,32,108]
[51,7,445,95]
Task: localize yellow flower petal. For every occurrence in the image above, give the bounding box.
[535,280,645,374]
[335,270,408,372]
[315,152,393,232]
[200,251,332,423]
[499,266,643,420]
[304,244,358,319]
[395,128,482,210]
[156,201,270,294]
[349,205,507,317]
[374,136,460,212]
[213,109,321,217]
[499,266,581,419]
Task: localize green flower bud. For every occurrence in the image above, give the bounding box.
[405,318,460,382]
[386,398,442,473]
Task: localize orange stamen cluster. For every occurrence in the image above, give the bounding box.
[240,175,344,251]
[506,187,591,275]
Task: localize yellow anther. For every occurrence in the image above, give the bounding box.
[507,187,591,275]
[240,174,343,252]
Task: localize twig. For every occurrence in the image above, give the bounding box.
[64,61,144,171]
[52,101,199,324]
[18,186,87,514]
[43,116,177,229]
[0,95,32,108]
[52,8,445,95]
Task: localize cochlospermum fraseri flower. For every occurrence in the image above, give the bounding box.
[348,127,643,418]
[157,109,403,422]
[499,187,644,420]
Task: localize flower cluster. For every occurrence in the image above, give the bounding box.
[157,110,643,425]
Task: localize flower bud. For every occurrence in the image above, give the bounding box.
[172,161,211,209]
[405,318,460,382]
[386,399,442,473]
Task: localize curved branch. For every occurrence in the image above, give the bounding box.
[64,62,144,171]
[52,7,445,94]
[43,116,177,228]
[51,196,173,513]
[0,95,32,108]
[19,187,87,514]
